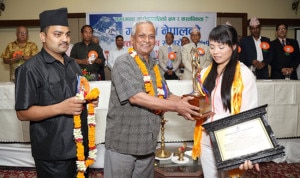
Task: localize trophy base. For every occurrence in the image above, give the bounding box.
[183,94,214,120]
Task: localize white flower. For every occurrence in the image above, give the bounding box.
[76,92,84,100]
[143,75,151,83]
[130,50,137,58]
[87,115,96,125]
[73,128,83,139]
[76,161,87,172]
[88,148,98,160]
[157,88,165,96]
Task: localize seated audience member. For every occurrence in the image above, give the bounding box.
[71,25,106,80]
[239,17,271,79]
[1,26,38,81]
[158,32,182,80]
[92,35,100,45]
[178,36,190,75]
[181,26,212,80]
[181,36,190,46]
[270,23,300,80]
[107,35,127,70]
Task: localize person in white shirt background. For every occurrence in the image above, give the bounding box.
[107,35,127,70]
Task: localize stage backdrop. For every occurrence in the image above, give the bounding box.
[86,12,216,58]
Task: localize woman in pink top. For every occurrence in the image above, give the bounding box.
[199,25,259,178]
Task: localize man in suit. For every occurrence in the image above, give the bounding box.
[270,23,300,80]
[239,17,271,79]
[181,26,211,80]
[158,32,181,80]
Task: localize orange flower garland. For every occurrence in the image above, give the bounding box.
[128,47,165,113]
[74,76,100,178]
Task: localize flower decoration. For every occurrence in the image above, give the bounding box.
[237,46,241,53]
[13,50,23,58]
[128,47,166,115]
[88,50,98,59]
[88,50,98,64]
[197,47,205,56]
[81,69,92,81]
[74,76,100,178]
[284,45,294,55]
[260,42,270,52]
[168,52,176,61]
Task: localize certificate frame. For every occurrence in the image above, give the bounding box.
[202,105,285,171]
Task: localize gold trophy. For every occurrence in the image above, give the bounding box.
[183,47,214,120]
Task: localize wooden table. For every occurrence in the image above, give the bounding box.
[154,165,203,178]
[1,80,300,143]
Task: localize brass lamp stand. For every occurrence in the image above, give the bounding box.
[155,116,171,158]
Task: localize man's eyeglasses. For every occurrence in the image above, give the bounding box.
[18,32,28,35]
[277,28,286,31]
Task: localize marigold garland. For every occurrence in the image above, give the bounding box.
[74,76,100,178]
[128,47,166,114]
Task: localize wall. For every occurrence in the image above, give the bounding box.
[0,0,299,19]
[0,0,299,82]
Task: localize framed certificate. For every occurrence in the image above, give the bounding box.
[202,105,285,171]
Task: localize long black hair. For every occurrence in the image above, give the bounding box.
[203,25,239,113]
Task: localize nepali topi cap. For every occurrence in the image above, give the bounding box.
[39,7,69,32]
[249,17,260,27]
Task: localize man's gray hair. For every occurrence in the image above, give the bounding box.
[131,20,155,36]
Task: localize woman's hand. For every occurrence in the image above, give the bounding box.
[239,160,260,171]
[89,97,99,108]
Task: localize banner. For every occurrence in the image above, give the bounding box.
[86,12,216,58]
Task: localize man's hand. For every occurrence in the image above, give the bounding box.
[252,60,259,67]
[89,97,99,108]
[78,59,89,65]
[281,67,293,76]
[256,62,265,69]
[93,58,102,64]
[175,96,202,121]
[60,96,86,116]
[167,69,174,75]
